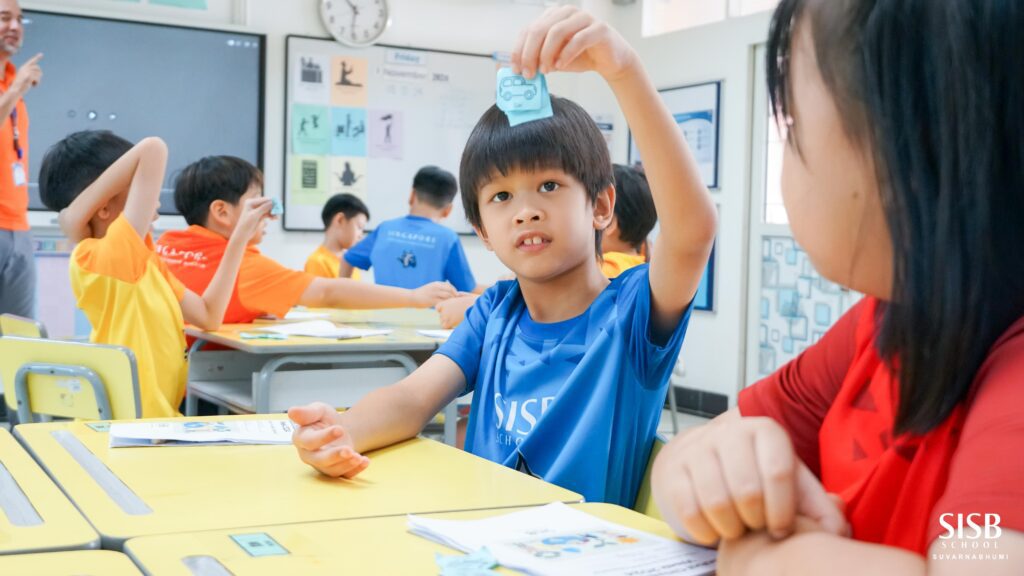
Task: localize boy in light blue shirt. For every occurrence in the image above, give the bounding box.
[339,166,480,293]
[289,8,716,506]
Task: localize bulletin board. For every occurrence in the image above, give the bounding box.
[628,81,721,189]
[283,35,497,233]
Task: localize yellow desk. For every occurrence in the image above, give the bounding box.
[125,503,674,575]
[0,550,141,575]
[14,416,581,550]
[0,428,98,555]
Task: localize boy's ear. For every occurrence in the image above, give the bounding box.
[473,225,493,251]
[440,204,453,219]
[408,190,416,206]
[333,213,347,228]
[208,199,231,227]
[95,191,128,223]
[593,184,615,231]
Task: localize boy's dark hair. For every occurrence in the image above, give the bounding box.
[460,96,613,255]
[612,164,656,252]
[412,165,458,209]
[321,193,370,228]
[39,130,133,212]
[174,156,263,226]
[768,0,1024,435]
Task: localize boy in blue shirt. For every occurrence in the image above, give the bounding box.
[289,7,716,506]
[338,165,481,293]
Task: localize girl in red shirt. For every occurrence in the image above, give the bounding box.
[652,1,1024,574]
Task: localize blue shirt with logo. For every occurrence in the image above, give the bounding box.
[436,265,691,506]
[343,215,476,292]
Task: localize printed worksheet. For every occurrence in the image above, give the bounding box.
[408,502,716,576]
[109,420,297,448]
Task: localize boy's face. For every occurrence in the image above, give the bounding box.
[475,168,613,282]
[332,212,367,249]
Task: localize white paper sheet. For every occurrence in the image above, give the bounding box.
[407,502,716,576]
[109,420,297,448]
[417,329,453,339]
[254,320,391,339]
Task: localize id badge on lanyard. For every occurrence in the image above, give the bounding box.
[10,106,24,187]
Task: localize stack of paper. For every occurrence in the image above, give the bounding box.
[282,310,330,321]
[109,420,297,448]
[408,502,716,576]
[254,320,391,340]
[417,329,454,339]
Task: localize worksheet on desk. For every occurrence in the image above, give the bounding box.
[408,502,717,576]
[109,420,297,448]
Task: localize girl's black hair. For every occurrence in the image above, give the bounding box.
[768,0,1024,435]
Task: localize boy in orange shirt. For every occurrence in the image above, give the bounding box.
[304,193,369,281]
[38,131,270,417]
[157,156,455,324]
[600,164,655,278]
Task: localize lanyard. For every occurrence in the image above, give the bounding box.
[10,105,21,161]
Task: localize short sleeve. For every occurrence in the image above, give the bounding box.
[236,253,315,319]
[344,229,376,270]
[73,215,152,284]
[926,331,1024,544]
[444,239,477,293]
[435,284,498,394]
[738,299,866,475]
[152,254,187,302]
[617,265,692,388]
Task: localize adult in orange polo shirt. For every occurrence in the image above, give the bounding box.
[0,0,41,317]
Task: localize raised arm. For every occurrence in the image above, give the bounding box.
[512,7,717,337]
[58,137,168,242]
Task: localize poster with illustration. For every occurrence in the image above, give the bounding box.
[291,155,327,205]
[369,109,403,160]
[328,156,368,198]
[292,53,330,105]
[331,107,368,157]
[331,56,368,107]
[292,104,331,155]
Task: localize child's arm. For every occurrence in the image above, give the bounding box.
[298,278,456,309]
[336,259,356,278]
[58,137,168,243]
[437,294,479,329]
[289,354,466,477]
[513,7,717,338]
[179,198,273,330]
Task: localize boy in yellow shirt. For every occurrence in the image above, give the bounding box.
[38,131,270,417]
[304,193,369,280]
[600,164,655,278]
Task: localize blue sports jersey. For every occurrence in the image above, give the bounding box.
[436,265,691,506]
[343,215,476,292]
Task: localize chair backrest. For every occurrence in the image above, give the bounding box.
[0,336,140,422]
[633,435,667,520]
[0,314,48,338]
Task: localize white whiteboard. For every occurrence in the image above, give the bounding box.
[283,36,496,233]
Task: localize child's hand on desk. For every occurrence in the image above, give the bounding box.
[510,5,638,83]
[652,413,848,546]
[230,197,274,245]
[411,281,458,308]
[288,402,369,479]
[437,294,478,329]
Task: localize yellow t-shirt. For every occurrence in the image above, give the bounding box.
[601,251,646,279]
[70,215,188,418]
[303,245,361,280]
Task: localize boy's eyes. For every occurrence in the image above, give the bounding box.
[539,181,559,193]
[490,191,511,203]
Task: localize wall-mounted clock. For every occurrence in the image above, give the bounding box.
[320,0,391,48]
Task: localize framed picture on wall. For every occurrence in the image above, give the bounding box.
[694,242,716,312]
[628,80,721,189]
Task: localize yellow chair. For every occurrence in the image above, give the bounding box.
[0,313,47,338]
[633,435,666,520]
[0,336,140,423]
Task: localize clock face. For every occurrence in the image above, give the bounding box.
[320,0,390,48]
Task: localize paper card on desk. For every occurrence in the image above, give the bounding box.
[109,420,297,448]
[282,310,330,321]
[418,329,453,339]
[408,502,716,576]
[254,320,391,340]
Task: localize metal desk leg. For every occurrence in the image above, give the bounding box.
[185,339,207,417]
[443,401,457,447]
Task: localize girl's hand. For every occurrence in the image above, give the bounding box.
[511,6,638,83]
[652,411,849,545]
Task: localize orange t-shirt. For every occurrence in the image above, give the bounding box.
[157,226,314,324]
[0,61,29,231]
[70,215,188,418]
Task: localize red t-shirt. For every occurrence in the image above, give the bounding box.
[740,298,1024,555]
